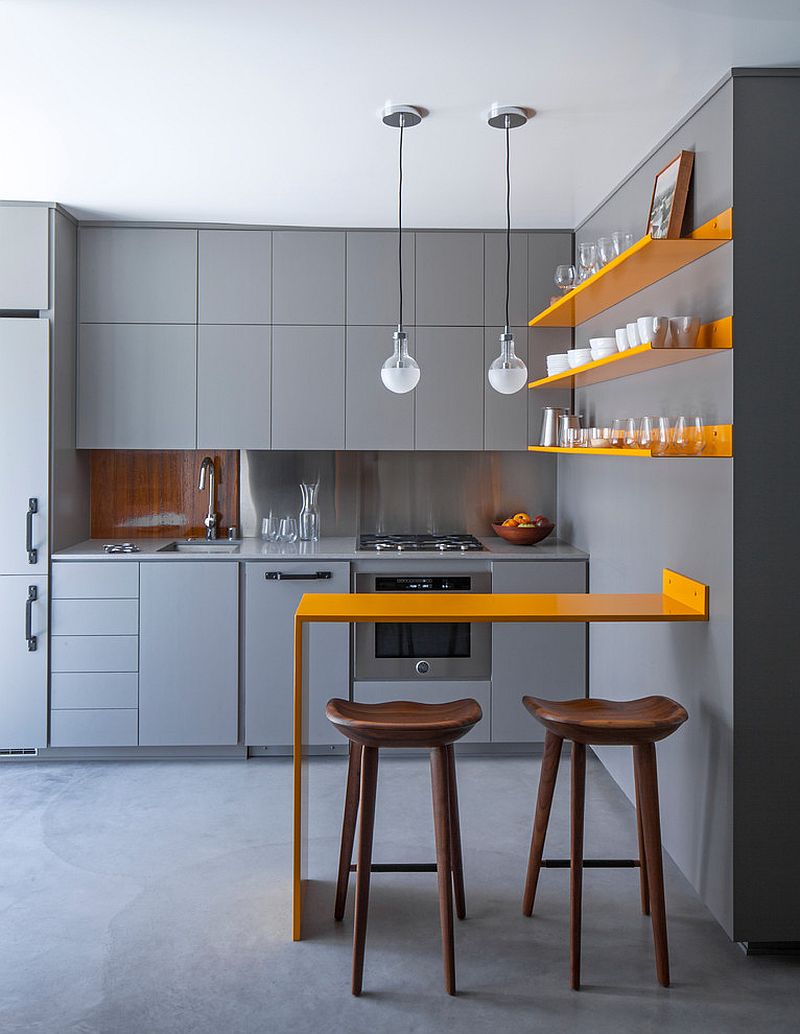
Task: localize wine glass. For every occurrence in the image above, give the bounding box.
[554,264,576,294]
[596,237,616,267]
[577,242,597,283]
[673,416,706,455]
[279,516,299,543]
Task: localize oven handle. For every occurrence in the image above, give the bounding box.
[264,571,332,581]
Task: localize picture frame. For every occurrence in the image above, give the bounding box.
[646,150,694,239]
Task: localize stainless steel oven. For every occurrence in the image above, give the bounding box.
[354,570,491,680]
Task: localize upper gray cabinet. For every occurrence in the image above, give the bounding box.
[528,231,573,317]
[345,326,415,450]
[272,231,345,324]
[415,232,484,326]
[484,327,529,451]
[197,325,271,449]
[0,206,50,310]
[198,229,271,324]
[346,232,414,325]
[79,227,197,323]
[415,327,484,450]
[271,326,345,449]
[485,232,529,327]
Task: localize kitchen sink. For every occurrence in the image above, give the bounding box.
[158,540,241,554]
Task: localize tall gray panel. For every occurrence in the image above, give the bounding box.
[272,231,345,324]
[484,232,528,327]
[346,232,414,325]
[78,324,197,449]
[0,575,47,748]
[271,326,345,449]
[484,327,529,451]
[0,206,49,309]
[139,562,238,746]
[79,227,197,323]
[415,232,484,326]
[345,326,414,450]
[197,325,270,449]
[528,232,573,317]
[415,327,484,450]
[198,229,271,324]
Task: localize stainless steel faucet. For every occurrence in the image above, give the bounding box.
[198,456,218,540]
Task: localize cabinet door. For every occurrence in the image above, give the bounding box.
[415,327,484,450]
[271,326,345,449]
[0,319,48,574]
[0,206,49,309]
[346,232,414,325]
[197,325,271,449]
[198,230,271,324]
[79,227,197,323]
[345,326,415,450]
[415,232,484,326]
[272,231,345,325]
[139,563,239,745]
[78,323,197,448]
[484,232,528,327]
[0,575,47,748]
[484,327,529,451]
[491,561,587,743]
[528,232,573,315]
[244,562,350,746]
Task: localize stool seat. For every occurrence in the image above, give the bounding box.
[325,698,483,748]
[522,695,688,746]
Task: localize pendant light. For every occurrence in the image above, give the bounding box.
[487,104,530,394]
[381,104,424,393]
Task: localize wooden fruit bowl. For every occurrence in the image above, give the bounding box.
[491,521,555,545]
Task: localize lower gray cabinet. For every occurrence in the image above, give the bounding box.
[139,562,239,745]
[491,561,588,743]
[415,327,484,450]
[271,326,345,450]
[197,325,271,449]
[345,327,415,450]
[0,575,47,748]
[244,562,350,746]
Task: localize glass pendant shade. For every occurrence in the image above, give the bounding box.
[381,329,420,394]
[488,330,528,394]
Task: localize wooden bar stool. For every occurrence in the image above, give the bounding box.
[325,697,482,996]
[520,695,688,990]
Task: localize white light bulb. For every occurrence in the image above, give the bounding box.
[381,329,420,394]
[488,330,528,394]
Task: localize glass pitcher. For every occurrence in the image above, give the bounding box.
[298,481,320,542]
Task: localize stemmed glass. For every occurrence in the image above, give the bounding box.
[554,264,576,294]
[673,416,706,455]
[577,242,597,283]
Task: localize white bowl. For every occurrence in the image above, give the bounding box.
[567,348,593,369]
[590,345,617,359]
[589,336,617,351]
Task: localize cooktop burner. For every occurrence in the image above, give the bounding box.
[358,533,485,553]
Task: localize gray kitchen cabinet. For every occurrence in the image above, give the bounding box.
[272,231,345,325]
[345,326,415,450]
[346,232,414,325]
[0,206,50,309]
[139,562,239,746]
[415,232,484,326]
[528,232,573,316]
[197,325,271,449]
[0,319,49,575]
[484,232,529,327]
[0,575,47,748]
[77,323,197,448]
[50,709,138,748]
[491,561,587,743]
[415,327,484,450]
[244,562,350,746]
[198,230,271,324]
[52,561,139,600]
[271,326,345,449]
[79,227,197,323]
[484,327,530,451]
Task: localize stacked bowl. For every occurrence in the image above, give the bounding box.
[567,347,593,369]
[546,353,570,376]
[589,337,618,361]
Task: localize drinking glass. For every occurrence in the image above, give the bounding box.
[577,242,597,282]
[278,516,299,543]
[638,416,659,451]
[623,417,639,448]
[261,513,280,541]
[596,237,615,267]
[612,231,635,256]
[652,417,673,456]
[673,416,706,456]
[610,417,628,448]
[554,264,576,294]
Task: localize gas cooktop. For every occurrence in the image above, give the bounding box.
[358,533,485,553]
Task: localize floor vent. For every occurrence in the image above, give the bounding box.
[0,748,38,757]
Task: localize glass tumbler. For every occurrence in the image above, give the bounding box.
[279,516,299,543]
[577,242,597,282]
[612,231,635,256]
[674,416,706,455]
[261,514,280,541]
[652,417,673,456]
[596,237,616,267]
[638,416,658,452]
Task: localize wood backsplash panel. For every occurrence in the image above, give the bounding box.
[91,451,240,539]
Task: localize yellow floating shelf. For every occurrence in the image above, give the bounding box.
[528,209,732,328]
[529,317,732,390]
[528,424,733,458]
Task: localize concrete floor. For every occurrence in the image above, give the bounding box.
[0,754,797,1034]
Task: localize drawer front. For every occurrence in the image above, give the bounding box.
[51,672,139,710]
[51,635,139,673]
[50,709,138,747]
[51,599,139,637]
[352,680,491,743]
[53,562,139,599]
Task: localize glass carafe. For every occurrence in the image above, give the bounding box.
[298,481,320,542]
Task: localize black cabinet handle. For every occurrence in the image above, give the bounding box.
[26,498,38,565]
[264,571,333,581]
[25,585,37,652]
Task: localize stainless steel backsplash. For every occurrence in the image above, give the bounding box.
[240,451,555,537]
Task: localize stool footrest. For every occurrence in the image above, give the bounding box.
[542,858,640,868]
[349,862,437,873]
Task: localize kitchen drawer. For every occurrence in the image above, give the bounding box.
[352,681,491,743]
[51,635,138,673]
[51,672,139,710]
[51,599,139,637]
[53,562,139,600]
[50,708,138,747]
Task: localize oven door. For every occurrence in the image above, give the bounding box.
[354,571,491,680]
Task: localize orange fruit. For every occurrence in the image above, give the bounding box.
[513,512,532,524]
[501,518,519,527]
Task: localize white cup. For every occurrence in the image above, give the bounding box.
[626,322,641,348]
[615,328,629,352]
[637,316,657,344]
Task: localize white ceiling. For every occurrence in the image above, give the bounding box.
[2,0,799,228]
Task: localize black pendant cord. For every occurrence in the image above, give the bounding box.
[505,120,511,333]
[398,117,404,331]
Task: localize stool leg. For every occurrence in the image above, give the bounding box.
[523,731,564,916]
[633,751,651,916]
[570,742,586,991]
[445,744,467,921]
[352,745,379,997]
[431,746,456,995]
[334,742,362,921]
[635,742,670,987]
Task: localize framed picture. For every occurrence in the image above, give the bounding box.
[647,150,694,239]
